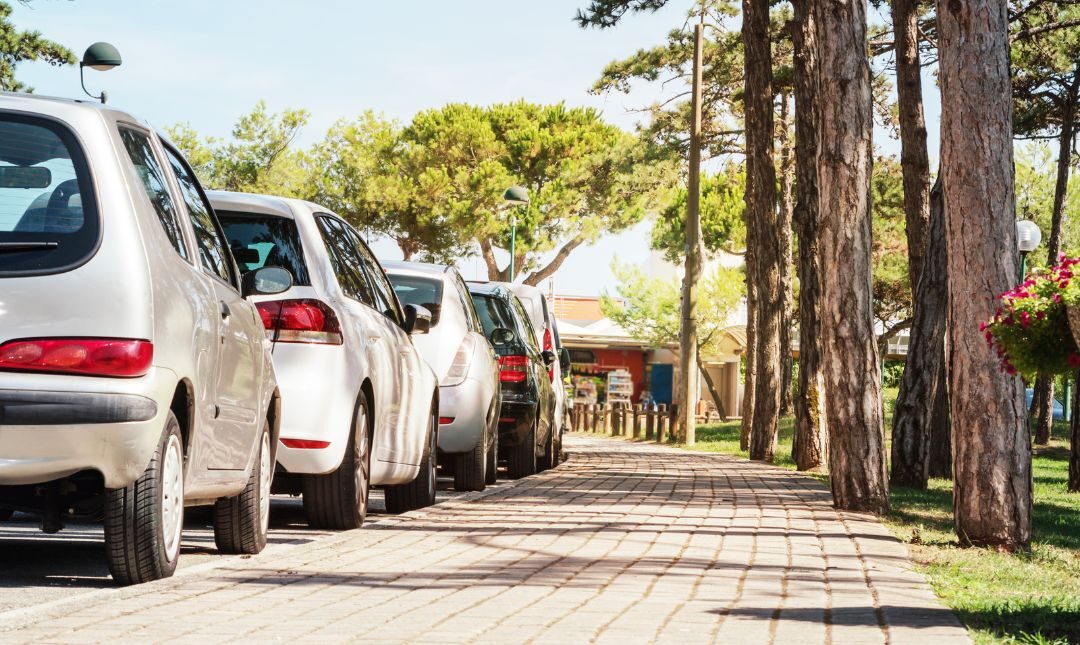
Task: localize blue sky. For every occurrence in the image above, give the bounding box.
[11,0,940,296]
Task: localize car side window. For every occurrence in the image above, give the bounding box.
[315,216,377,307]
[118,128,188,261]
[512,296,542,354]
[162,147,235,286]
[345,227,403,326]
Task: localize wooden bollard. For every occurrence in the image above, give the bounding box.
[656,404,668,443]
[669,403,679,443]
[645,406,656,440]
[592,404,601,434]
[611,404,621,436]
[633,405,642,438]
[584,404,593,433]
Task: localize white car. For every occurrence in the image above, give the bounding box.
[211,192,440,529]
[0,94,287,585]
[385,262,501,491]
[506,283,571,459]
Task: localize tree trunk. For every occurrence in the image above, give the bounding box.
[891,177,948,489]
[1033,74,1077,446]
[791,0,828,474]
[740,256,756,451]
[698,357,727,419]
[892,0,932,291]
[813,0,889,514]
[744,0,782,462]
[1071,370,1080,492]
[938,0,1032,549]
[928,359,953,479]
[778,91,796,418]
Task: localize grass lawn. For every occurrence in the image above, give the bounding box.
[664,393,1080,645]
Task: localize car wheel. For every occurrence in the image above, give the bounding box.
[0,508,13,521]
[213,420,272,554]
[302,392,372,530]
[538,421,555,471]
[485,427,499,486]
[104,411,184,586]
[453,427,487,493]
[552,427,563,468]
[385,403,438,513]
[506,419,537,479]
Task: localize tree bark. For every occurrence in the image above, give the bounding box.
[778,91,796,418]
[791,0,828,474]
[744,0,782,462]
[1033,72,1077,446]
[814,0,889,514]
[523,233,587,287]
[1071,370,1080,492]
[891,177,948,489]
[740,270,756,451]
[892,0,932,292]
[698,357,727,420]
[938,0,1032,548]
[928,359,953,479]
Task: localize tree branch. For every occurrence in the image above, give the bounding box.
[523,233,588,286]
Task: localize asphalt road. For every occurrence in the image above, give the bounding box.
[0,476,504,615]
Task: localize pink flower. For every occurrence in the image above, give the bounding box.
[1036,311,1046,320]
[1068,354,1080,368]
[1020,311,1031,327]
[1054,294,1063,303]
[980,322,988,331]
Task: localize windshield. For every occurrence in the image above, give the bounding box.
[388,274,443,327]
[0,114,98,275]
[218,211,311,286]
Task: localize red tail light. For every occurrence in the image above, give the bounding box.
[499,354,529,383]
[542,328,555,381]
[439,417,455,425]
[281,439,331,450]
[257,300,343,345]
[0,338,153,378]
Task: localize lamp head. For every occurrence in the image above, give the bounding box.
[1016,220,1042,253]
[81,42,122,72]
[503,186,529,206]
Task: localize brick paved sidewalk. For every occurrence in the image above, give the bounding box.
[0,436,969,644]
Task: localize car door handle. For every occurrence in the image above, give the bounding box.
[220,301,231,320]
[368,336,382,344]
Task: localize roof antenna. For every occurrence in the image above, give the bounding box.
[79,42,122,104]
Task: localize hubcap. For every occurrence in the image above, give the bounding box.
[161,434,184,562]
[258,431,271,534]
[355,406,370,510]
[428,415,437,499]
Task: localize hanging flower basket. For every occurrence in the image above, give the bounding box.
[983,255,1080,379]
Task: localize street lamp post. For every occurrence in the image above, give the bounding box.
[503,186,529,282]
[1016,219,1042,282]
[79,42,122,104]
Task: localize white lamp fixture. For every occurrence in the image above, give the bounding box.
[1016,220,1042,253]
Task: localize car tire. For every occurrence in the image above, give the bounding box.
[453,429,487,492]
[485,428,499,486]
[506,420,537,479]
[213,420,271,554]
[538,422,555,471]
[0,508,13,521]
[302,392,372,530]
[385,403,438,513]
[104,411,184,586]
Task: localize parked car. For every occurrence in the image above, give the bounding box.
[211,191,440,528]
[385,262,501,491]
[0,94,288,585]
[506,282,571,464]
[1025,388,1065,421]
[467,282,557,478]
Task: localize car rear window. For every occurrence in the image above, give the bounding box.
[472,292,531,347]
[217,211,311,286]
[0,113,99,275]
[388,274,443,327]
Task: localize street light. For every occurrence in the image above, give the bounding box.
[79,42,122,104]
[503,186,529,281]
[1016,219,1042,281]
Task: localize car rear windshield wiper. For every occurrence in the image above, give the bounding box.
[0,241,59,252]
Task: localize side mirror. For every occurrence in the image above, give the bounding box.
[490,327,516,346]
[404,304,432,334]
[559,347,571,373]
[242,266,292,298]
[542,350,556,367]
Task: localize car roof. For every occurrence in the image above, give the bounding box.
[0,91,152,130]
[382,260,453,278]
[467,280,512,297]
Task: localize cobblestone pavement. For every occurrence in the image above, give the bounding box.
[0,435,969,644]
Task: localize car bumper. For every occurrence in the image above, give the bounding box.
[437,376,494,454]
[0,368,174,489]
[498,399,537,447]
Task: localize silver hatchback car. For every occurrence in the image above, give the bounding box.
[0,94,288,585]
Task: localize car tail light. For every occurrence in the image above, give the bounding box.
[439,417,455,425]
[542,327,555,381]
[257,299,343,345]
[442,335,476,387]
[0,338,153,378]
[499,354,529,383]
[281,438,331,449]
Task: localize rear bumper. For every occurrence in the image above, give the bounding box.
[498,399,537,447]
[437,377,494,454]
[0,389,157,425]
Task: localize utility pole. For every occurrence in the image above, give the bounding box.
[679,14,706,446]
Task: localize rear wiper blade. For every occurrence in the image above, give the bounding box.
[0,242,59,252]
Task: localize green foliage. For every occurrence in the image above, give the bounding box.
[651,165,746,262]
[1012,0,1080,140]
[871,156,912,328]
[600,259,743,356]
[0,1,74,92]
[166,101,311,197]
[575,0,673,29]
[1015,143,1080,263]
[882,360,905,388]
